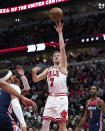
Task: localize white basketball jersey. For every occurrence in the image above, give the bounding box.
[47,66,68,94]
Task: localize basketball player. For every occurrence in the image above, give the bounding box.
[0,69,37,131]
[76,86,105,131]
[0,79,35,107]
[32,21,68,131]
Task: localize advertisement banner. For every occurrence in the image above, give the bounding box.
[0,0,69,14]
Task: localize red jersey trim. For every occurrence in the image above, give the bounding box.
[49,93,67,96]
[56,118,68,122]
[7,103,17,130]
[42,116,68,122]
[88,97,100,105]
[99,112,103,131]
[43,116,55,121]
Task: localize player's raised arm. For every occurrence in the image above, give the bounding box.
[76,104,89,131]
[16,65,30,95]
[55,21,67,70]
[32,67,48,83]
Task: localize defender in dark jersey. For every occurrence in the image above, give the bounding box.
[0,69,26,131]
[0,68,37,131]
[0,87,19,131]
[76,86,105,131]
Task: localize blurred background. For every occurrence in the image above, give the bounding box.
[0,0,105,130]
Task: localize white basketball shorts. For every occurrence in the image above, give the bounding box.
[43,94,68,122]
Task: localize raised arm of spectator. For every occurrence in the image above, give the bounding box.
[32,67,48,83]
[55,21,68,73]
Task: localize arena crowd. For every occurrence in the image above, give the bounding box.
[0,11,105,49]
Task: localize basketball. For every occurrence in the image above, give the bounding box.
[49,7,63,22]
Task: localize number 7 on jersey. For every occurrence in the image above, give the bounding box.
[50,78,54,87]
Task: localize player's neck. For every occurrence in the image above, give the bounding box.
[91,96,97,102]
[54,63,59,68]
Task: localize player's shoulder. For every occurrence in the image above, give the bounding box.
[58,65,68,75]
[98,98,104,104]
[97,97,104,106]
[86,99,92,106]
[10,84,21,94]
[86,99,90,105]
[47,66,54,71]
[48,66,53,69]
[87,99,91,102]
[10,84,19,89]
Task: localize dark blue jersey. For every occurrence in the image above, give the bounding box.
[0,88,11,122]
[0,88,11,113]
[0,88,17,128]
[88,97,104,131]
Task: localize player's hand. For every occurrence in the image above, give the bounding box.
[16,65,24,76]
[21,126,27,131]
[20,95,37,110]
[32,67,42,73]
[54,21,64,34]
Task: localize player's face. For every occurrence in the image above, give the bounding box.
[6,75,13,84]
[7,75,19,84]
[53,52,61,64]
[90,86,97,96]
[7,75,15,84]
